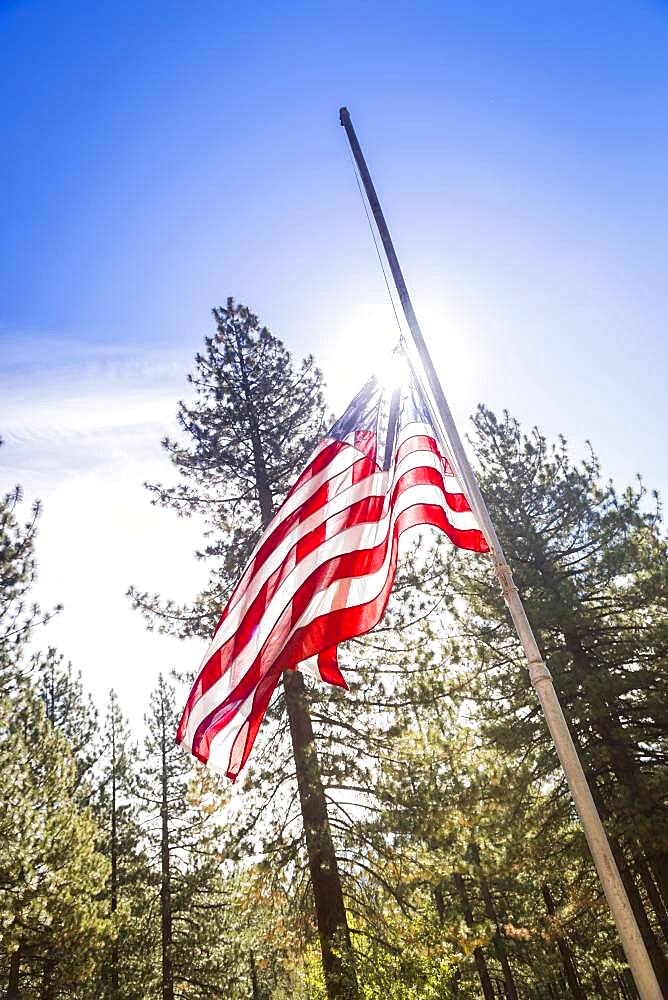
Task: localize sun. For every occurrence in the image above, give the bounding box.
[378,346,409,391]
[327,303,405,410]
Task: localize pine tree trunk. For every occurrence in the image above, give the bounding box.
[635,849,668,946]
[595,702,668,907]
[39,959,55,1000]
[592,969,609,998]
[433,882,446,924]
[240,353,358,1000]
[646,852,668,915]
[453,872,495,1000]
[531,616,668,985]
[615,967,640,1000]
[283,670,359,999]
[160,702,174,1000]
[528,554,668,939]
[609,830,668,984]
[110,723,119,997]
[541,883,587,999]
[236,333,275,530]
[562,626,668,907]
[470,843,519,1000]
[608,836,668,984]
[8,949,21,999]
[570,728,668,985]
[249,949,263,1000]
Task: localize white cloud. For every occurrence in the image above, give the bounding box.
[0,337,207,730]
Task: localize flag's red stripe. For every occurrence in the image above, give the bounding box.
[226,665,283,779]
[285,440,345,498]
[196,498,479,775]
[215,433,463,639]
[316,646,348,689]
[186,494,485,761]
[178,492,389,730]
[179,459,480,730]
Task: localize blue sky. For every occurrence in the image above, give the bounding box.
[1,1,667,724]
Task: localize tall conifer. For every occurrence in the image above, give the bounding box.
[449,406,668,983]
[0,692,112,995]
[93,690,156,1000]
[130,300,359,998]
[0,453,110,995]
[0,446,61,694]
[138,674,244,998]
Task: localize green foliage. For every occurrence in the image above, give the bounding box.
[0,450,111,997]
[128,298,327,640]
[34,647,100,789]
[353,902,456,1000]
[0,690,113,994]
[91,690,158,1000]
[348,407,668,996]
[453,408,668,963]
[3,343,667,999]
[0,447,61,695]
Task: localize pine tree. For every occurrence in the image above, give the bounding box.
[137,674,242,999]
[448,406,668,982]
[336,527,632,997]
[0,690,112,996]
[0,447,111,996]
[138,675,188,1000]
[129,300,359,999]
[129,299,327,639]
[0,447,61,695]
[92,690,157,1000]
[34,646,100,792]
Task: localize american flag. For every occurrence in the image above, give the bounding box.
[177,347,488,779]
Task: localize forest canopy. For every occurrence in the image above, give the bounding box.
[1,303,666,999]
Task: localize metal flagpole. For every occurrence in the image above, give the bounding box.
[339,106,663,1000]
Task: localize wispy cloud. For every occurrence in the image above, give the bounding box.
[0,331,206,729]
[1,332,188,471]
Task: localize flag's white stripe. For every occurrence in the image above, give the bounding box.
[184,478,455,744]
[202,442,474,664]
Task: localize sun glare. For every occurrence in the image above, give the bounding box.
[327,303,404,410]
[378,348,409,391]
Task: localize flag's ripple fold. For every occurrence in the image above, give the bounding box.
[177,350,488,779]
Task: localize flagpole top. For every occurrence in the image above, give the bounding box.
[339,107,350,126]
